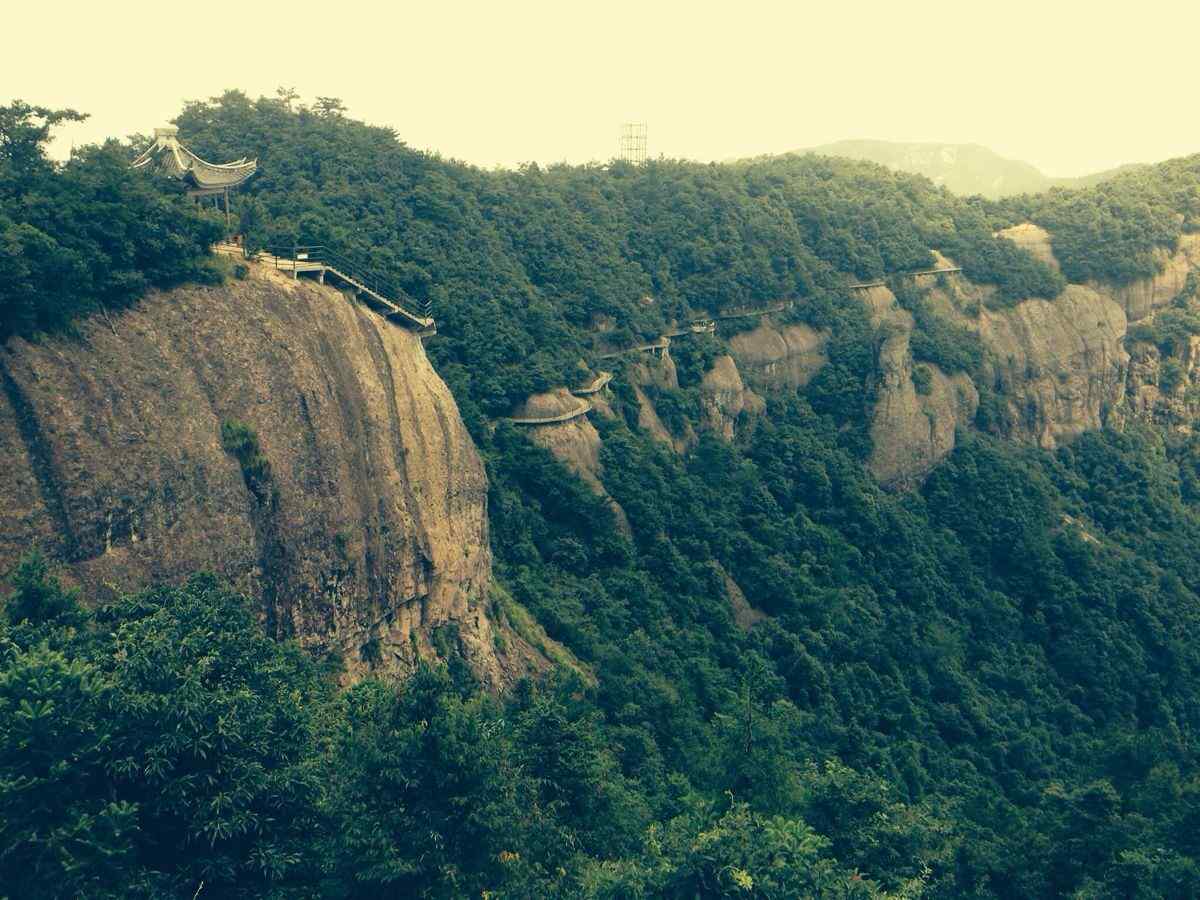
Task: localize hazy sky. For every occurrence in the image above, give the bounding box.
[5,0,1198,175]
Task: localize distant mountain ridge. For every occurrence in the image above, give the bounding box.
[800,139,1139,198]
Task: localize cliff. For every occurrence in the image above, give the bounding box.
[864,287,979,486]
[728,321,828,392]
[0,260,537,686]
[861,227,1200,482]
[509,388,631,532]
[699,354,764,441]
[713,229,1200,486]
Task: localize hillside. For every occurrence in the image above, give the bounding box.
[799,139,1139,199]
[5,95,1200,897]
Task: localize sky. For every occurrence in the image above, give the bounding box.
[4,0,1199,175]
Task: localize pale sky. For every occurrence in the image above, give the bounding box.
[4,0,1198,175]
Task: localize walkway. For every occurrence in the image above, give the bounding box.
[596,336,671,360]
[848,266,962,290]
[665,320,716,338]
[705,300,794,322]
[571,371,613,396]
[503,396,594,426]
[221,244,436,333]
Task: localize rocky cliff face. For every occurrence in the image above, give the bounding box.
[861,226,1200,481]
[728,321,828,392]
[509,388,631,532]
[854,285,979,485]
[0,261,534,686]
[1094,236,1200,322]
[708,228,1200,486]
[699,355,764,441]
[976,284,1130,449]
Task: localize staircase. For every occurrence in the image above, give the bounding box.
[262,245,435,334]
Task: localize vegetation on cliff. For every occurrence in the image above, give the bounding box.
[6,94,1200,897]
[993,156,1200,284]
[170,90,1062,413]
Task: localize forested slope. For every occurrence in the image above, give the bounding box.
[5,93,1200,897]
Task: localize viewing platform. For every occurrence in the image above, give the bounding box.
[665,320,716,337]
[595,336,671,360]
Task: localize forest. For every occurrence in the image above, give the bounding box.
[4,94,1200,897]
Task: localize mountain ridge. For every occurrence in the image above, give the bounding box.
[797,138,1143,198]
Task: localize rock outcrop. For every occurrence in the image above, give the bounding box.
[1123,334,1200,430]
[976,284,1129,448]
[0,261,535,686]
[511,390,605,491]
[728,321,828,391]
[996,223,1062,273]
[1093,235,1200,322]
[863,231,1200,480]
[863,286,979,485]
[629,356,697,453]
[511,388,630,532]
[699,355,764,441]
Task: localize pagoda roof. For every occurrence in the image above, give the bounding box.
[131,126,257,192]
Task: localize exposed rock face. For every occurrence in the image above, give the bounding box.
[728,321,828,391]
[1123,334,1200,430]
[0,261,532,687]
[513,388,630,533]
[713,562,767,631]
[976,284,1129,449]
[996,223,1062,273]
[864,287,979,486]
[633,384,686,452]
[513,389,604,491]
[699,355,764,441]
[1092,235,1200,322]
[997,224,1200,322]
[858,231,1200,482]
[629,356,697,453]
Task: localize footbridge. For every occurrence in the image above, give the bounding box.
[704,299,794,322]
[596,336,672,360]
[503,396,594,426]
[571,370,613,396]
[848,266,962,290]
[665,320,717,338]
[258,245,436,334]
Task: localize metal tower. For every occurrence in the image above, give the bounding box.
[618,123,647,164]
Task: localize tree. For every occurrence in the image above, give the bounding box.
[0,101,86,196]
[314,97,347,118]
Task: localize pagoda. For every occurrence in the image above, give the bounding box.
[131,126,256,225]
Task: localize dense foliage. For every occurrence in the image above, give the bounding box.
[8,416,1200,897]
[6,93,1200,898]
[171,91,1063,413]
[992,156,1200,284]
[0,102,222,341]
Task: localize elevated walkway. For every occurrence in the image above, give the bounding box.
[252,244,436,334]
[571,371,613,396]
[705,300,794,322]
[503,396,594,426]
[848,266,962,290]
[665,320,716,337]
[595,336,671,360]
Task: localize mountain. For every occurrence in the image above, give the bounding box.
[799,138,1140,198]
[5,93,1200,897]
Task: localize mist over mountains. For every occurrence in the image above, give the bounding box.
[800,139,1143,198]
